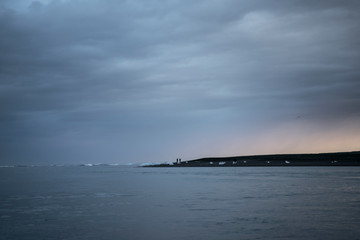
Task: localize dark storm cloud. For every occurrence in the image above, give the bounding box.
[1,0,360,164]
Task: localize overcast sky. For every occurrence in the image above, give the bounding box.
[1,0,360,165]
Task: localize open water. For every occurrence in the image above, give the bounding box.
[1,166,360,240]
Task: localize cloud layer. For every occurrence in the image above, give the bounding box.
[1,0,360,164]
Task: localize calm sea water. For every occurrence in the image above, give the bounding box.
[1,166,360,240]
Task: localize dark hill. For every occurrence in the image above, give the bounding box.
[144,151,360,167]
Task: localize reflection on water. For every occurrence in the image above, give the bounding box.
[1,166,360,240]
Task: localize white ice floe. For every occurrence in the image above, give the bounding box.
[219,161,226,165]
[210,162,213,165]
[139,162,160,167]
[82,163,94,167]
[139,161,174,167]
[80,163,108,167]
[285,161,290,164]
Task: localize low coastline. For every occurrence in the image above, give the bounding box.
[143,151,360,167]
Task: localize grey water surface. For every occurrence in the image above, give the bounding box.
[1,166,360,240]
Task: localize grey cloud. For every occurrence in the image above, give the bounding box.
[1,0,360,164]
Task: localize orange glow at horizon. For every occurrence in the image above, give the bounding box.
[191,120,360,159]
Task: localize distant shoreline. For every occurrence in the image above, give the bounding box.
[143,151,360,167]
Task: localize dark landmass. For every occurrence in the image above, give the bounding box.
[143,151,360,167]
